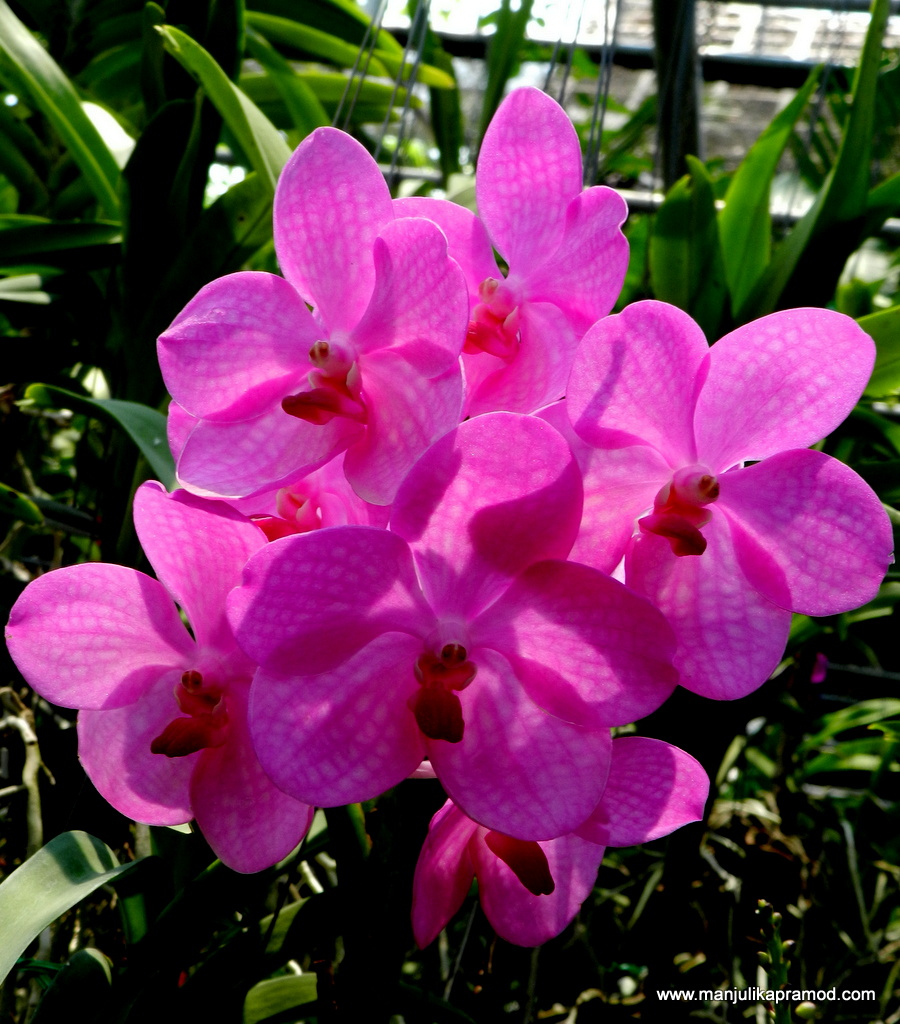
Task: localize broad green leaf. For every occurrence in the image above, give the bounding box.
[0,219,121,269]
[241,70,416,113]
[156,24,291,192]
[719,69,820,314]
[25,384,175,488]
[243,975,317,1024]
[0,481,42,524]
[649,156,727,339]
[245,27,329,139]
[0,0,121,217]
[0,832,131,984]
[30,949,112,1024]
[741,0,891,317]
[863,169,900,238]
[860,305,900,397]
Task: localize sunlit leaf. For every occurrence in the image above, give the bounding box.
[243,975,317,1024]
[24,384,175,488]
[0,481,43,524]
[0,832,131,984]
[860,305,900,397]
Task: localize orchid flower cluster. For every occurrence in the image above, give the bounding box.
[6,88,892,948]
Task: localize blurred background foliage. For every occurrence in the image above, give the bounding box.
[1,0,899,1021]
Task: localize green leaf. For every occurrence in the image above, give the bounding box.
[0,0,121,217]
[0,219,121,269]
[860,305,900,397]
[155,24,291,192]
[245,27,329,139]
[0,480,43,524]
[719,69,820,315]
[247,0,403,55]
[741,0,891,316]
[24,384,175,488]
[243,975,317,1024]
[476,0,534,147]
[649,156,727,338]
[30,949,112,1024]
[0,832,132,985]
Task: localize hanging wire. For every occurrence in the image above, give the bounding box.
[583,0,621,185]
[373,0,432,187]
[333,0,390,130]
[543,0,589,105]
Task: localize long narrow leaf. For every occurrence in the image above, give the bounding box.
[24,384,175,488]
[156,24,291,192]
[245,27,329,138]
[719,69,820,314]
[0,0,121,217]
[0,832,132,985]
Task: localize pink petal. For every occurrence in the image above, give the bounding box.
[6,564,194,710]
[472,560,677,728]
[465,301,577,416]
[719,450,893,616]
[229,526,435,676]
[412,801,478,947]
[695,308,876,469]
[477,88,583,272]
[77,668,196,824]
[166,401,194,463]
[273,128,393,332]
[175,399,360,500]
[524,186,629,335]
[567,300,708,465]
[625,515,792,700]
[157,272,316,419]
[343,347,464,505]
[248,633,426,807]
[392,196,500,306]
[390,413,583,619]
[427,648,612,840]
[133,483,265,652]
[539,403,669,573]
[471,829,604,947]
[190,683,314,873]
[575,736,708,846]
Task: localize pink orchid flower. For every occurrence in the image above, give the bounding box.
[394,86,628,416]
[412,736,708,947]
[565,301,894,699]
[5,482,314,873]
[158,127,469,506]
[229,413,678,841]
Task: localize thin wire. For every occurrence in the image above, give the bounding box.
[584,0,620,185]
[373,0,431,184]
[334,0,389,130]
[552,0,589,106]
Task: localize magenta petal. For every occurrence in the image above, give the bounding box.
[166,401,194,463]
[465,301,576,416]
[719,450,893,616]
[273,128,393,331]
[157,272,316,419]
[391,413,582,618]
[77,668,195,824]
[343,347,464,505]
[695,308,875,469]
[428,648,612,840]
[567,300,708,464]
[477,88,583,271]
[576,736,708,846]
[248,633,425,806]
[191,684,314,873]
[176,399,360,500]
[392,196,500,297]
[133,483,265,652]
[473,560,677,728]
[471,830,604,946]
[229,526,434,675]
[352,217,468,370]
[6,564,194,709]
[524,186,629,334]
[625,515,792,700]
[412,801,478,947]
